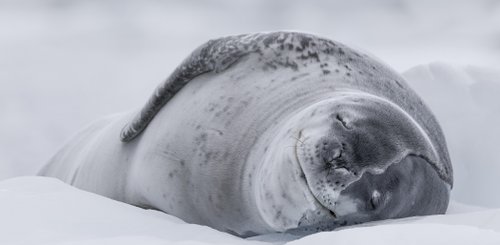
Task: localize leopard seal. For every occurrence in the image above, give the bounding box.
[39,31,453,237]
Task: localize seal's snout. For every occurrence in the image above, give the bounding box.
[296,132,361,213]
[317,137,342,168]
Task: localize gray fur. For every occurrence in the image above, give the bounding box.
[120,32,452,186]
[41,31,453,237]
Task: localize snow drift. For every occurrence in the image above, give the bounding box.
[1,176,499,245]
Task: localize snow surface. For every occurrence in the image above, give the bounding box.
[1,0,500,244]
[1,176,500,245]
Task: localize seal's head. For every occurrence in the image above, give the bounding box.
[291,92,450,231]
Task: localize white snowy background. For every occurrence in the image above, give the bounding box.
[1,0,499,244]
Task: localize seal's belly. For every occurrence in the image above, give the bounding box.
[126,55,358,232]
[126,50,419,231]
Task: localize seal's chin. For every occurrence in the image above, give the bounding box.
[291,153,451,235]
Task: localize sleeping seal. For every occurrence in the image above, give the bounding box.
[39,31,453,237]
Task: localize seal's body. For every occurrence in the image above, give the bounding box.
[40,32,452,237]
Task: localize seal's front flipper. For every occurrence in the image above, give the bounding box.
[120,33,270,142]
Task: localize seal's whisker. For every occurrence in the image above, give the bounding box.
[290,135,305,146]
[160,150,183,162]
[285,143,306,150]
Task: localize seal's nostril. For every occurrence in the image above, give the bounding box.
[324,157,334,166]
[329,210,337,218]
[319,138,343,168]
[333,148,341,159]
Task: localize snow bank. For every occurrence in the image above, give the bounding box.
[0,177,263,245]
[403,63,500,207]
[1,177,500,245]
[289,224,500,245]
